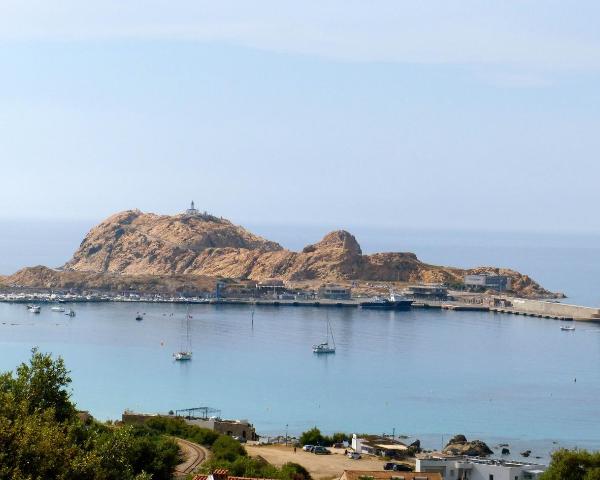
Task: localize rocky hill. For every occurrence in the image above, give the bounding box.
[2,209,556,297]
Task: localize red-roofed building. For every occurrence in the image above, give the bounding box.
[193,470,276,480]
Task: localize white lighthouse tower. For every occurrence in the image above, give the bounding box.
[185,200,199,216]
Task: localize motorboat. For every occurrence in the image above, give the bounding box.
[561,325,575,331]
[28,305,41,314]
[51,306,65,312]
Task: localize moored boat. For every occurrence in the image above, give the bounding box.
[360,292,413,310]
[28,305,41,313]
[313,315,336,354]
[561,325,575,331]
[174,309,193,361]
[51,306,65,312]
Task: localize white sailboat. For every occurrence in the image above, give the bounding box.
[313,315,336,354]
[174,309,193,361]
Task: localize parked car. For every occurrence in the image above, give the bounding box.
[232,436,247,443]
[384,463,412,472]
[302,445,314,452]
[347,452,361,459]
[313,446,332,455]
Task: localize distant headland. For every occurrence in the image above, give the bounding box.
[0,202,559,299]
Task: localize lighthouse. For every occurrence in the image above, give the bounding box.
[185,201,199,216]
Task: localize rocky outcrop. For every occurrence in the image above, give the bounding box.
[3,265,218,294]
[2,209,556,297]
[443,435,493,457]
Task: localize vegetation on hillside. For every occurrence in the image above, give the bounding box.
[0,348,180,480]
[143,417,311,480]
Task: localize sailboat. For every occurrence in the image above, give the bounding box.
[313,315,336,354]
[174,309,193,361]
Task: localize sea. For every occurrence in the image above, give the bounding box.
[1,220,600,463]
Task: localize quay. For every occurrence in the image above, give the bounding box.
[1,291,600,322]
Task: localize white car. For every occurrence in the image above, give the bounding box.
[302,445,314,452]
[347,452,361,459]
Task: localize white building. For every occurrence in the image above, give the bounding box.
[416,456,546,480]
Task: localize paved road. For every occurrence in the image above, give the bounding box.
[174,437,210,477]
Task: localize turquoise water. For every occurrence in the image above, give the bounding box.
[1,301,599,461]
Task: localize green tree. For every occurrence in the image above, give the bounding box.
[541,449,600,480]
[299,427,325,446]
[0,350,180,480]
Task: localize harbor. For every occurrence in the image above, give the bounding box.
[2,289,600,322]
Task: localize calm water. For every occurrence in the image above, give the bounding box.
[2,220,600,462]
[1,301,599,462]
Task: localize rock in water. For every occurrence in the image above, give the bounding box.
[443,435,493,457]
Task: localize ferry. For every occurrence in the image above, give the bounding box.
[360,292,413,310]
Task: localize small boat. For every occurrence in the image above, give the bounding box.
[28,305,41,314]
[313,315,336,354]
[135,313,143,321]
[174,309,193,361]
[51,306,65,312]
[561,325,576,331]
[65,309,76,317]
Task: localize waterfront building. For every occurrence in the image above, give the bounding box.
[402,284,448,300]
[318,284,352,300]
[122,410,257,441]
[257,279,286,297]
[340,471,441,480]
[416,455,546,480]
[351,434,409,458]
[464,274,512,292]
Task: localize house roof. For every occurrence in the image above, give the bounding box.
[341,471,442,480]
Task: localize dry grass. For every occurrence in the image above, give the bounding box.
[245,444,388,480]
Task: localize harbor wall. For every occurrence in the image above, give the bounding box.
[506,298,600,321]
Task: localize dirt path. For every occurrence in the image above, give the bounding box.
[246,444,387,480]
[174,437,210,477]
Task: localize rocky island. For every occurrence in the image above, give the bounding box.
[0,207,556,298]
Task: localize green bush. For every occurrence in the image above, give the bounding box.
[540,449,600,480]
[299,427,350,447]
[0,349,180,480]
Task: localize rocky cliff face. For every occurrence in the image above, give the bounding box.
[4,209,555,297]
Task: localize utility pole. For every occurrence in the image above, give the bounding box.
[392,427,395,441]
[285,424,289,446]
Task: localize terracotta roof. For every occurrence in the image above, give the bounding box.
[192,475,276,480]
[341,471,442,480]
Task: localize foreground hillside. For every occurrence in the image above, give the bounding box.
[2,209,556,298]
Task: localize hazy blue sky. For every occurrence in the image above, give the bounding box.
[1,1,599,231]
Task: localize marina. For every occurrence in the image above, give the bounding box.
[0,299,599,464]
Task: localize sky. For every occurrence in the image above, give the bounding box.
[0,1,599,232]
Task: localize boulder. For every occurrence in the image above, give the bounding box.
[443,435,493,457]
